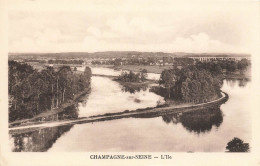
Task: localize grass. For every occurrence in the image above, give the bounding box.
[113,65,173,74]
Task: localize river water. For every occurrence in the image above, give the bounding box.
[9,68,251,152]
[79,66,161,80]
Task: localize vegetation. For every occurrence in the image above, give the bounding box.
[48,59,84,65]
[114,65,173,74]
[120,82,148,94]
[154,58,250,103]
[117,69,148,83]
[226,137,250,152]
[195,58,250,75]
[157,65,222,103]
[113,58,250,77]
[173,58,194,66]
[8,61,91,122]
[10,52,249,61]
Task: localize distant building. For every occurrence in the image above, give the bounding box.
[190,56,250,62]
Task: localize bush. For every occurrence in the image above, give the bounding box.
[226,137,250,152]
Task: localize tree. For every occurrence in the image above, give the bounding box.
[237,58,249,72]
[140,69,148,81]
[226,137,250,152]
[41,67,56,109]
[158,65,222,102]
[174,58,194,66]
[117,70,144,83]
[114,58,122,66]
[159,70,175,98]
[57,66,73,102]
[8,61,92,122]
[227,61,237,72]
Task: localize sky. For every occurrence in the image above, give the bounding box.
[8,0,258,53]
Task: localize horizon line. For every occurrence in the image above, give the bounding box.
[8,51,251,55]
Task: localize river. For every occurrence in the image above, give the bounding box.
[9,68,251,152]
[79,66,161,80]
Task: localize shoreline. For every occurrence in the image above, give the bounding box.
[97,65,251,80]
[9,69,235,130]
[9,91,228,133]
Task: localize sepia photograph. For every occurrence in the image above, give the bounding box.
[1,0,260,165]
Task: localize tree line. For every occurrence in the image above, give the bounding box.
[156,65,222,103]
[153,58,250,103]
[195,58,250,75]
[8,61,91,122]
[91,56,174,66]
[48,59,84,65]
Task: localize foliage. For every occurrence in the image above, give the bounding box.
[117,70,147,83]
[195,61,223,76]
[173,58,194,66]
[140,69,148,81]
[159,65,222,102]
[8,61,91,122]
[195,58,250,75]
[48,59,84,65]
[226,137,250,152]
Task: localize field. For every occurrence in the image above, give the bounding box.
[113,65,173,74]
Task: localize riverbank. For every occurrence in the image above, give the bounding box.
[9,90,228,133]
[113,65,173,74]
[110,65,251,80]
[9,87,91,127]
[223,73,251,80]
[115,80,149,87]
[113,80,150,94]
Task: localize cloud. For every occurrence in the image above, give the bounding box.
[9,29,244,53]
[171,32,214,52]
[78,32,239,53]
[9,8,255,53]
[87,26,102,38]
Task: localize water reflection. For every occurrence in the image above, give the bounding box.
[78,76,164,117]
[57,105,79,120]
[9,105,79,152]
[179,106,223,133]
[135,105,224,134]
[77,66,161,80]
[10,125,73,152]
[30,105,80,123]
[9,78,251,152]
[225,79,249,88]
[10,105,223,151]
[121,84,148,94]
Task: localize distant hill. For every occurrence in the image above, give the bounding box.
[9,51,250,59]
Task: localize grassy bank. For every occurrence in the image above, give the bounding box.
[113,65,173,74]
